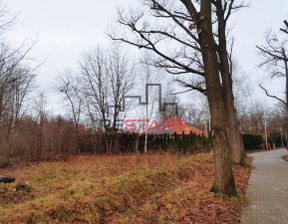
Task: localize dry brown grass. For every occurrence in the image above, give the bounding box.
[0,153,252,223]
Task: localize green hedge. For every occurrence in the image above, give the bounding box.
[138,132,212,154]
[241,134,265,150]
[242,134,263,146]
[83,132,212,154]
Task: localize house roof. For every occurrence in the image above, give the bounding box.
[146,120,206,136]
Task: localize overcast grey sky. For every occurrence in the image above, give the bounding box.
[232,0,288,94]
[4,0,288,114]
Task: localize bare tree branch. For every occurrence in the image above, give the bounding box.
[174,78,207,94]
[259,84,287,106]
[280,20,288,34]
[256,45,287,61]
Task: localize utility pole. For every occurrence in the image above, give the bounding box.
[280,127,284,148]
[144,95,148,153]
[144,64,150,154]
[264,116,268,150]
[286,133,288,150]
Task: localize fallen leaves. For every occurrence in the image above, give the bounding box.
[282,155,288,162]
[0,153,253,223]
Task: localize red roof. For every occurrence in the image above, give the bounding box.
[146,119,206,136]
[176,123,206,136]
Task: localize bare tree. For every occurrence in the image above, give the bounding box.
[0,0,16,35]
[0,1,37,164]
[238,101,267,135]
[110,0,242,196]
[159,94,185,121]
[108,46,136,130]
[78,45,135,154]
[214,1,246,165]
[57,70,83,154]
[257,22,288,111]
[0,42,36,165]
[80,45,135,132]
[257,20,288,145]
[185,105,207,131]
[80,46,110,131]
[0,43,35,127]
[33,92,47,161]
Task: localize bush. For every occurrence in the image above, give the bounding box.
[0,156,9,168]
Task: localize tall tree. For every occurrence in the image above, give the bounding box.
[79,45,135,153]
[111,0,238,196]
[0,0,36,164]
[257,20,288,146]
[257,21,288,111]
[79,45,135,131]
[111,0,245,164]
[213,0,245,165]
[33,92,47,161]
[57,71,83,154]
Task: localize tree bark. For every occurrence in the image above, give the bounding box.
[224,74,246,165]
[216,0,245,165]
[283,48,288,113]
[198,0,236,196]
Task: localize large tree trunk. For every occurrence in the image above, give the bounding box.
[224,79,246,165]
[222,72,245,165]
[216,1,245,165]
[198,0,236,196]
[284,48,288,112]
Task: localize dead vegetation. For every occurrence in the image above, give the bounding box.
[0,153,252,223]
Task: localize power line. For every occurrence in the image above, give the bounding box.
[19,21,78,61]
[37,71,58,82]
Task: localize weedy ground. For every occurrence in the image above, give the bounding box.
[0,152,252,224]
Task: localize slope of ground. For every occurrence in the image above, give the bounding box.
[0,153,252,223]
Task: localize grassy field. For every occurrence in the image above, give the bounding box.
[0,153,252,223]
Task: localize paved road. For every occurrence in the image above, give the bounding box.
[241,149,288,224]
